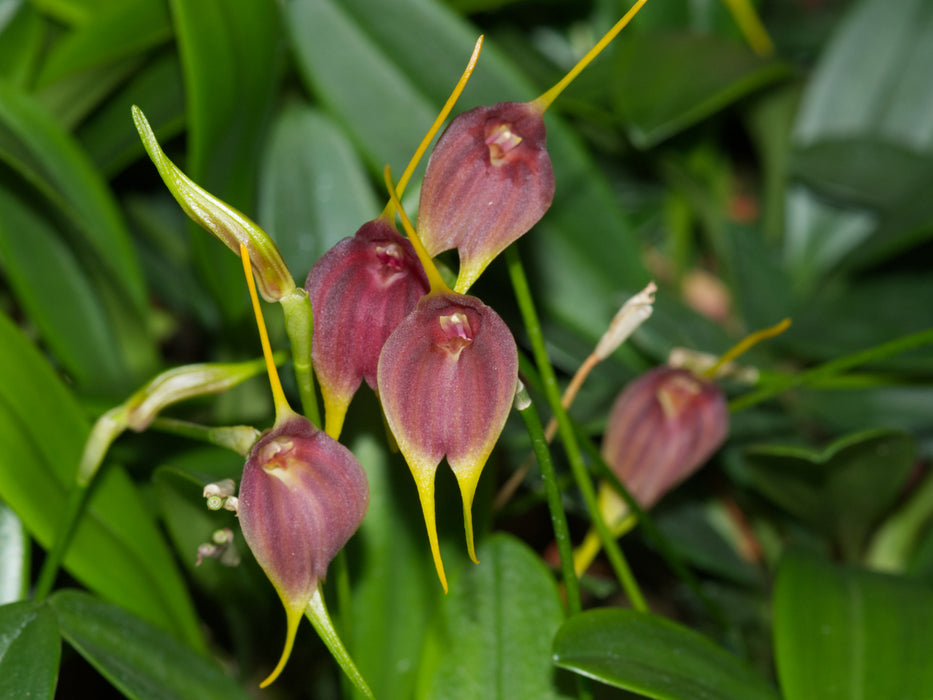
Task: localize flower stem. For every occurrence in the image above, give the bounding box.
[506,247,647,612]
[514,382,582,615]
[305,585,374,699]
[279,289,322,427]
[33,483,92,601]
[730,326,933,413]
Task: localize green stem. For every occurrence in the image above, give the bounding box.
[34,483,93,601]
[514,383,583,615]
[305,585,373,699]
[506,247,647,612]
[731,326,933,413]
[575,425,730,631]
[279,289,322,427]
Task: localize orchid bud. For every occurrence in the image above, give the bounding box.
[417,101,554,293]
[602,366,729,510]
[238,413,369,686]
[132,106,295,302]
[377,292,518,590]
[305,219,430,437]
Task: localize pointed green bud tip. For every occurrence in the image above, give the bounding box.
[417,101,554,292]
[377,292,518,588]
[131,105,295,301]
[602,366,729,510]
[305,219,429,437]
[237,414,368,685]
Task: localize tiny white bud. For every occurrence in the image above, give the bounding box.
[203,478,236,500]
[513,379,532,411]
[222,496,239,513]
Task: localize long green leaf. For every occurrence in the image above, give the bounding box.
[774,548,933,700]
[344,426,441,700]
[417,533,568,700]
[612,31,790,148]
[553,608,779,700]
[787,0,933,283]
[35,0,171,86]
[0,82,148,313]
[0,188,130,386]
[737,429,915,560]
[0,500,29,605]
[258,100,380,280]
[52,590,252,700]
[0,601,61,700]
[0,312,202,650]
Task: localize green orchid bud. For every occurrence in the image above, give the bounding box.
[377,291,518,591]
[131,105,295,302]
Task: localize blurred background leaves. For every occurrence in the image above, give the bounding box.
[1,0,931,697]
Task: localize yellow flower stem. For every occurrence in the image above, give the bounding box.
[531,0,649,113]
[380,35,484,221]
[702,317,791,380]
[241,243,293,421]
[384,166,451,296]
[721,0,775,57]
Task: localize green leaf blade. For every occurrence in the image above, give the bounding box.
[0,601,61,700]
[774,548,933,700]
[51,590,251,700]
[553,608,779,700]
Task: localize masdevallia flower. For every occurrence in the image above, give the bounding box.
[602,366,729,511]
[305,218,429,438]
[417,100,553,294]
[238,411,369,687]
[377,291,518,591]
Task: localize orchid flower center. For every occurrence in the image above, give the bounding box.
[437,311,475,357]
[372,242,410,284]
[656,375,702,420]
[485,122,523,165]
[258,437,301,484]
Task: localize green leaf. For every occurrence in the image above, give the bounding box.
[169,0,282,320]
[0,601,61,700]
[791,137,933,210]
[553,608,779,700]
[787,0,933,281]
[737,429,916,560]
[612,32,790,149]
[35,0,171,86]
[258,100,380,280]
[0,0,45,86]
[0,499,29,604]
[417,533,567,700]
[51,590,252,700]
[286,0,650,348]
[77,51,185,177]
[0,312,203,649]
[343,425,441,700]
[0,188,131,386]
[0,82,149,312]
[774,548,933,700]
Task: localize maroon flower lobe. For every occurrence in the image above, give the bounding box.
[306,219,429,436]
[602,366,729,509]
[418,101,555,293]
